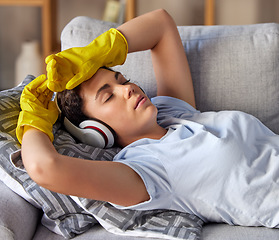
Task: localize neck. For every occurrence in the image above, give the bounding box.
[117,124,167,147]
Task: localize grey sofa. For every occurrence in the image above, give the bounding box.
[1,14,279,240]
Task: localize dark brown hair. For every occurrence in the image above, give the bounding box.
[56,86,89,127]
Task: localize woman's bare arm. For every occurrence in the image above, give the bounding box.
[117,9,196,108]
[21,127,149,206]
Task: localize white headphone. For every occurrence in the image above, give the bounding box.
[63,117,115,148]
[55,95,115,148]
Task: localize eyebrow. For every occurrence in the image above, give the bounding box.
[95,83,110,100]
[95,71,120,101]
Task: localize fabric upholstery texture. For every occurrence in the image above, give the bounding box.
[0,180,39,240]
[179,24,279,134]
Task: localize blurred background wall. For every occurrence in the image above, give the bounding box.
[1,0,279,90]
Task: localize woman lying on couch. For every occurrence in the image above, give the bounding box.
[17,9,279,228]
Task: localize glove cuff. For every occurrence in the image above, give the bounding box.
[16,111,55,144]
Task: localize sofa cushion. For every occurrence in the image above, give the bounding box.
[202,223,279,240]
[0,180,39,240]
[61,18,279,134]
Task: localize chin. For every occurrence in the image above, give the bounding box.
[141,106,158,128]
[148,104,158,120]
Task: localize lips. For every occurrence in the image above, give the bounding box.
[135,96,146,109]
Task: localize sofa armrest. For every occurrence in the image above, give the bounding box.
[0,180,41,240]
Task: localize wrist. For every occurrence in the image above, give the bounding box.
[23,125,35,135]
[16,111,55,144]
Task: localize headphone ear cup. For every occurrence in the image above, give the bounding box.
[79,120,114,148]
[63,118,114,148]
[55,94,114,148]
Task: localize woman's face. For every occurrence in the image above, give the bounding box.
[79,68,158,144]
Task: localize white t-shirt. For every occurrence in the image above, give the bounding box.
[113,96,279,228]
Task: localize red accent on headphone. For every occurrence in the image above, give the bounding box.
[84,126,108,147]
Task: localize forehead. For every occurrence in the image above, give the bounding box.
[79,68,114,96]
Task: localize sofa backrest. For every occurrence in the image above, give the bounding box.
[61,17,279,134]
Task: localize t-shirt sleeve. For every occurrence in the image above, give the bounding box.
[111,144,172,211]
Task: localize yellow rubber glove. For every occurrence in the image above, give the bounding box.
[16,74,59,144]
[46,28,128,92]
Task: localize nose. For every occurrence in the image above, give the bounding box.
[118,84,135,99]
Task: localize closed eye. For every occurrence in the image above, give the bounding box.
[122,79,130,85]
[104,92,113,103]
[104,75,130,103]
[105,80,130,103]
[104,94,113,102]
[117,71,130,85]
